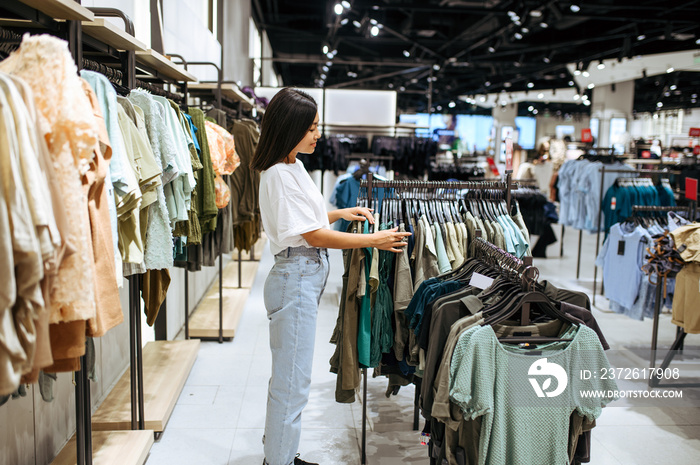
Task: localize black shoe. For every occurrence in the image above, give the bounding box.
[294,454,319,465]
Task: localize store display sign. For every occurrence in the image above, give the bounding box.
[686,178,698,201]
[689,127,700,137]
[694,145,700,156]
[505,137,513,172]
[581,128,593,143]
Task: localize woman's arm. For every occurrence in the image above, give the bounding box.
[302,227,411,253]
[328,207,375,224]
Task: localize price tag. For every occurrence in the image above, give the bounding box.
[469,272,495,290]
[611,197,617,210]
[617,241,626,256]
[505,137,513,172]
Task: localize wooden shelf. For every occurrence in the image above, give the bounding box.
[91,340,200,432]
[188,83,254,109]
[135,49,197,82]
[188,286,250,339]
[50,431,153,465]
[221,260,260,289]
[17,0,94,21]
[82,18,146,51]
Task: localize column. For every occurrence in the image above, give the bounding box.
[590,80,634,151]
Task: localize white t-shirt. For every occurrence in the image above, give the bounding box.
[259,159,330,255]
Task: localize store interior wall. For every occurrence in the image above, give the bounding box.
[222,0,253,85]
[534,116,590,146]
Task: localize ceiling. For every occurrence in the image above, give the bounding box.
[252,0,700,115]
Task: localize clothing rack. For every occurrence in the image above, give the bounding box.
[629,205,700,388]
[357,172,515,465]
[592,167,681,305]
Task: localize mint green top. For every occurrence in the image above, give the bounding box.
[450,324,618,465]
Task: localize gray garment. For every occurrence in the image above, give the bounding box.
[393,223,414,361]
[412,215,439,292]
[511,210,532,257]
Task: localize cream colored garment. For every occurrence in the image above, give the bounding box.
[0,34,96,324]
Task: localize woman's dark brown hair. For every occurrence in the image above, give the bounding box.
[250,87,318,171]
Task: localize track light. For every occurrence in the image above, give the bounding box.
[522,27,529,33]
[570,4,581,13]
[540,22,549,28]
[322,66,329,72]
[327,52,334,59]
[322,45,329,54]
[531,10,543,17]
[371,25,379,36]
[321,74,327,80]
[538,93,544,99]
[403,50,410,57]
[666,67,674,73]
[334,3,343,15]
[597,60,605,70]
[670,85,677,90]
[341,1,351,8]
[352,20,361,28]
[574,70,581,76]
[340,18,349,25]
[543,56,551,63]
[484,81,491,87]
[527,82,534,88]
[637,34,646,41]
[514,32,523,40]
[588,83,595,89]
[582,71,590,77]
[433,64,440,71]
[488,46,496,53]
[448,101,456,108]
[657,102,663,108]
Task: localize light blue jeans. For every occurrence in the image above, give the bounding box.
[263,247,329,465]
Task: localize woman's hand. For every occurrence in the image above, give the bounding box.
[371,227,412,253]
[338,207,375,223]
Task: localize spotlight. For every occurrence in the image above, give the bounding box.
[696,38,700,45]
[326,61,332,67]
[341,1,351,8]
[538,93,544,99]
[433,64,440,71]
[657,102,663,107]
[522,27,529,33]
[533,109,539,114]
[514,32,523,40]
[543,56,551,63]
[352,20,361,28]
[321,74,327,79]
[448,101,456,108]
[322,45,329,54]
[334,3,343,15]
[568,81,575,86]
[327,52,334,59]
[340,18,349,25]
[527,82,534,88]
[670,85,677,90]
[370,18,378,25]
[531,10,543,17]
[528,105,534,111]
[403,50,410,57]
[540,22,549,28]
[588,83,595,89]
[322,66,329,72]
[574,94,580,100]
[399,86,406,91]
[484,81,491,87]
[488,46,496,53]
[666,67,674,73]
[507,10,516,17]
[371,25,379,36]
[570,4,581,13]
[436,105,443,111]
[480,96,486,102]
[574,70,581,76]
[583,100,591,106]
[637,34,646,41]
[332,49,338,56]
[582,71,590,77]
[597,61,605,70]
[388,83,394,89]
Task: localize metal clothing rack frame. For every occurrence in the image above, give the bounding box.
[591,167,681,306]
[357,171,515,464]
[630,205,700,389]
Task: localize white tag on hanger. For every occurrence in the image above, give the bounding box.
[611,197,616,210]
[469,272,495,290]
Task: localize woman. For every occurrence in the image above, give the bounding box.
[251,88,410,465]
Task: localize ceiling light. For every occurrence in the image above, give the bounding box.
[583,100,591,106]
[588,83,595,89]
[369,18,378,25]
[692,94,698,98]
[507,10,516,17]
[514,20,522,26]
[543,56,551,63]
[568,81,575,86]
[597,61,605,70]
[666,67,674,73]
[531,10,543,17]
[522,27,529,33]
[322,45,329,54]
[334,3,343,15]
[326,61,332,67]
[504,82,512,88]
[514,61,522,67]
[574,70,581,76]
[341,0,351,8]
[696,38,700,45]
[388,83,394,88]
[480,96,486,102]
[340,18,349,25]
[570,4,581,13]
[484,81,491,87]
[533,109,539,114]
[582,71,590,77]
[692,99,697,103]
[514,32,523,40]
[433,64,440,71]
[352,20,361,28]
[657,102,663,107]
[320,74,327,79]
[332,49,338,56]
[437,105,443,111]
[637,34,646,41]
[538,93,544,99]
[403,50,410,57]
[574,94,580,100]
[327,52,334,59]
[399,86,406,91]
[670,84,677,90]
[527,82,534,88]
[540,22,549,28]
[371,25,379,36]
[664,91,671,97]
[410,78,418,84]
[488,46,496,53]
[448,101,456,108]
[322,66,329,72]
[528,105,534,111]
